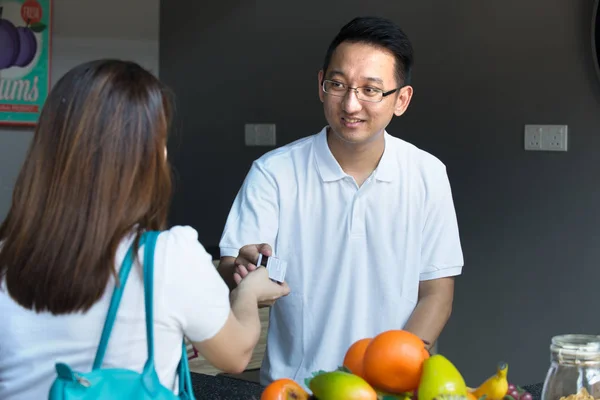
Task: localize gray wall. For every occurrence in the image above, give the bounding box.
[161,0,600,386]
[0,0,159,221]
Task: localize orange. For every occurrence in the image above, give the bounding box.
[261,378,310,400]
[422,346,431,361]
[362,330,428,394]
[343,338,372,378]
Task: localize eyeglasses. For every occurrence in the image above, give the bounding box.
[322,79,401,103]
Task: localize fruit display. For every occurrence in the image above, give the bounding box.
[469,362,508,400]
[343,337,372,378]
[504,383,533,400]
[260,378,310,400]
[261,329,535,400]
[309,371,377,400]
[418,354,467,400]
[362,330,428,394]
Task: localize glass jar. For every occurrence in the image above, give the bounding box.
[542,334,600,400]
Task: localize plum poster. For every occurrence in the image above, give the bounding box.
[0,0,51,126]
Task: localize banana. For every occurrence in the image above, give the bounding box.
[470,362,509,400]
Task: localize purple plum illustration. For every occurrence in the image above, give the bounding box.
[0,6,20,69]
[13,26,37,67]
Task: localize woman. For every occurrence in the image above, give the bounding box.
[0,59,289,399]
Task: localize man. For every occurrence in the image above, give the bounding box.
[218,16,464,387]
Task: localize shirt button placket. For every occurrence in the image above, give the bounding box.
[350,182,368,237]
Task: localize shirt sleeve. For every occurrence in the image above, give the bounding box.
[420,165,464,281]
[219,160,280,259]
[161,226,231,342]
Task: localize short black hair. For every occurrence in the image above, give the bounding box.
[322,16,414,87]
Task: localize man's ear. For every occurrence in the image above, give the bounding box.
[394,85,413,117]
[318,70,325,103]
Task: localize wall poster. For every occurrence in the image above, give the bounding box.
[0,0,52,126]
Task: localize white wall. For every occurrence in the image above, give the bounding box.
[0,0,159,222]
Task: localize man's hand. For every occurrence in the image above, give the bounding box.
[218,243,283,307]
[232,243,272,285]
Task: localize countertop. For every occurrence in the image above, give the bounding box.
[191,372,263,399]
[190,372,544,400]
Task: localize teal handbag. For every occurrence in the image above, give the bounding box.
[49,231,196,399]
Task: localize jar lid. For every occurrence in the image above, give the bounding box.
[551,334,600,361]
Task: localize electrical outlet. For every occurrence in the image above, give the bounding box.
[524,125,568,152]
[541,125,568,151]
[524,125,542,150]
[245,123,276,146]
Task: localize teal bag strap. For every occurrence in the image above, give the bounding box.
[142,230,160,363]
[178,342,194,397]
[139,231,164,395]
[90,230,195,398]
[140,231,195,398]
[92,233,147,370]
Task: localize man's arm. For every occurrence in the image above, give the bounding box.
[403,277,455,350]
[218,161,280,291]
[409,162,463,350]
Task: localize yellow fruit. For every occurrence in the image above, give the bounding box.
[418,354,467,400]
[309,371,377,400]
[471,362,509,400]
[375,390,413,400]
[467,392,479,400]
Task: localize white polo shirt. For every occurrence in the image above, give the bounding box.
[219,126,463,388]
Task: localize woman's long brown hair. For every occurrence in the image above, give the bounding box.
[0,59,173,315]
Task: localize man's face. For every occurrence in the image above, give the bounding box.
[318,41,413,145]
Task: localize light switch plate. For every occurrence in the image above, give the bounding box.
[524,125,568,151]
[245,123,276,146]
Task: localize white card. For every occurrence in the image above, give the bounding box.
[266,256,287,283]
[256,254,287,283]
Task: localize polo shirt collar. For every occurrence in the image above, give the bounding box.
[314,126,397,183]
[374,134,396,182]
[314,127,346,182]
